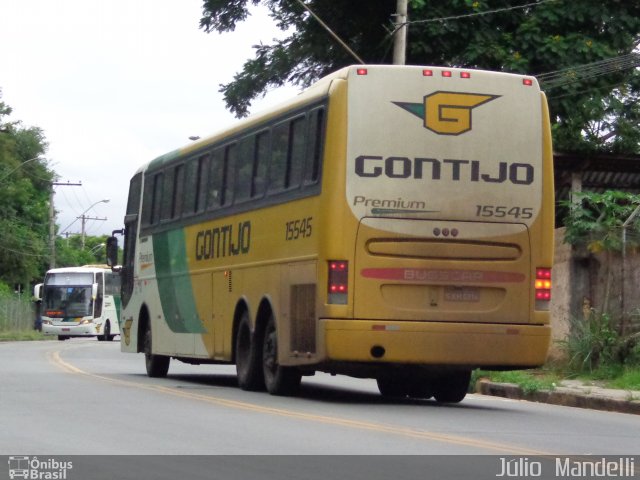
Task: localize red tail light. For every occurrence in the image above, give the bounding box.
[535,268,552,305]
[328,261,348,304]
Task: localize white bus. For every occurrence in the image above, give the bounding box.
[36,265,121,341]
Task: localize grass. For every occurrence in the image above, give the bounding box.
[475,365,640,394]
[607,368,640,391]
[0,330,52,342]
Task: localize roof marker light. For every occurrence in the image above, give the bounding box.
[357,68,368,76]
[523,78,533,86]
[442,70,452,78]
[460,71,471,79]
[423,69,433,77]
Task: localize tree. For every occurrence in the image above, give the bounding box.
[55,235,110,268]
[0,91,55,288]
[200,0,640,153]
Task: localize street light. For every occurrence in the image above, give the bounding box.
[0,156,43,185]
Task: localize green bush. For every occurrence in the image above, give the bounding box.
[560,311,619,373]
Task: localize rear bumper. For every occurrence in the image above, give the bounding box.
[42,324,99,337]
[322,319,550,367]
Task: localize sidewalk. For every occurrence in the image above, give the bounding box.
[476,379,640,415]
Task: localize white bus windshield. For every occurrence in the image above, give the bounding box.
[43,273,94,318]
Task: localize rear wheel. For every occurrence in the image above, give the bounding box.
[262,315,301,396]
[235,311,264,391]
[144,322,169,378]
[432,371,471,403]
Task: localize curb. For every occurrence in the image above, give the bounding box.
[475,380,640,415]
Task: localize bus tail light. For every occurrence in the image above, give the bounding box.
[535,267,552,308]
[328,261,348,304]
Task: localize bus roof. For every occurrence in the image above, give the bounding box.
[135,65,539,176]
[45,265,111,275]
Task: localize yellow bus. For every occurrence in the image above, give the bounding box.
[107,65,554,403]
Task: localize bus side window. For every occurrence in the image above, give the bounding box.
[127,172,142,218]
[235,136,255,203]
[172,164,185,219]
[183,158,197,216]
[207,149,224,209]
[268,116,304,194]
[269,122,289,192]
[195,154,209,213]
[253,130,270,198]
[149,173,163,225]
[289,116,306,188]
[305,107,325,185]
[161,168,175,221]
[223,144,236,206]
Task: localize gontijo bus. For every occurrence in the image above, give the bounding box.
[35,265,121,341]
[107,64,554,403]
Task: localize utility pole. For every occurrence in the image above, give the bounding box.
[49,181,82,269]
[80,214,107,249]
[393,0,408,65]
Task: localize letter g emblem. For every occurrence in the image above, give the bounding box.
[424,91,499,135]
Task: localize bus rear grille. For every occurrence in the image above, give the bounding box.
[367,239,522,261]
[290,284,316,354]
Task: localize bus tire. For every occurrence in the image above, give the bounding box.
[101,321,112,342]
[432,371,471,403]
[262,315,301,396]
[57,335,69,341]
[144,322,170,378]
[235,311,264,391]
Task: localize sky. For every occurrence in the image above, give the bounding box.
[0,0,296,237]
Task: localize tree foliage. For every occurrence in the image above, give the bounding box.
[200,0,640,153]
[0,92,112,293]
[561,190,640,252]
[0,91,54,287]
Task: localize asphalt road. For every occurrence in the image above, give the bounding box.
[1,338,638,478]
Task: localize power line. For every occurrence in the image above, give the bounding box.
[402,0,558,27]
[538,53,640,90]
[293,0,365,64]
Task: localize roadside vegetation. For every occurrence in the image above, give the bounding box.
[477,191,640,394]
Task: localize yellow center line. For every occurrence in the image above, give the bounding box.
[48,346,551,456]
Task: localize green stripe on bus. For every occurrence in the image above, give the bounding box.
[153,229,206,334]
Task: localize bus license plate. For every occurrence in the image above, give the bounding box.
[444,287,480,302]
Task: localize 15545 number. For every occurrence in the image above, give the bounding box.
[285,217,313,241]
[476,205,533,219]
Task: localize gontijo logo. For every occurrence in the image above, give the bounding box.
[393,91,500,135]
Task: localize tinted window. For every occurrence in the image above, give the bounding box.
[172,164,185,218]
[306,107,325,184]
[252,131,270,198]
[160,169,174,221]
[235,137,254,202]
